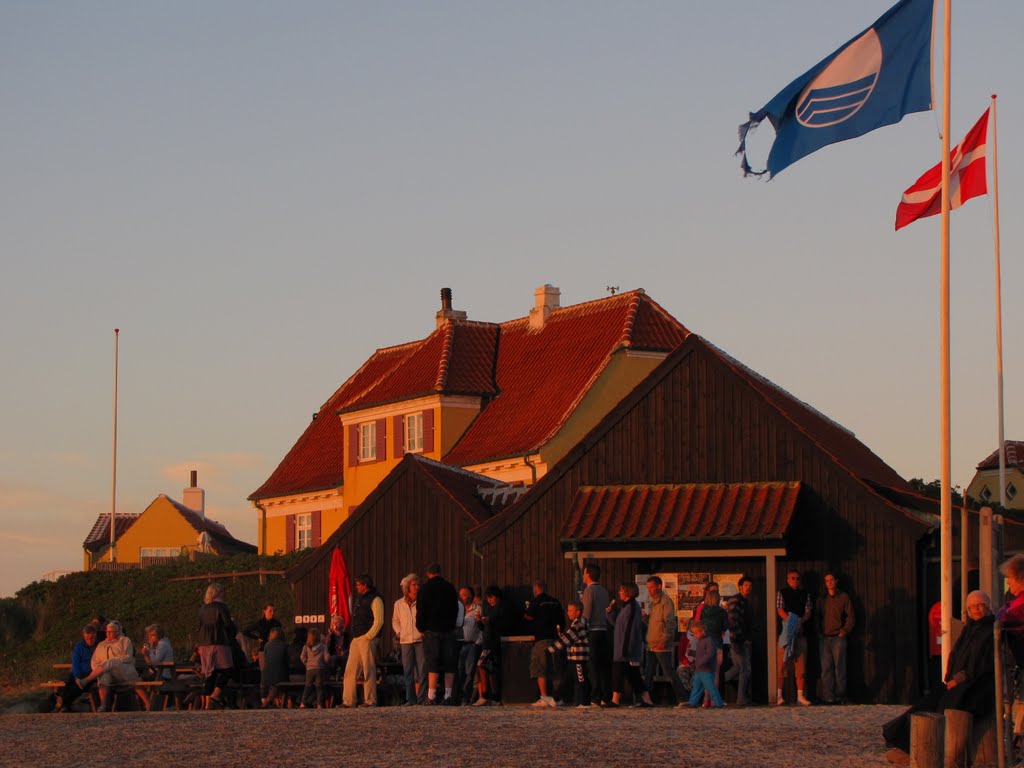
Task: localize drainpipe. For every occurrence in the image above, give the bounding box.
[522,454,537,485]
[254,501,268,555]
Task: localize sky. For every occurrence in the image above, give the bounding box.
[1,2,1022,598]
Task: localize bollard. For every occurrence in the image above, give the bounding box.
[912,711,945,768]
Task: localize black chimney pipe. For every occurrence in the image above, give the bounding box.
[441,287,453,311]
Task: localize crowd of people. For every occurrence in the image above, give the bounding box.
[47,561,875,714]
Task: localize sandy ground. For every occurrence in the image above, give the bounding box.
[0,703,905,768]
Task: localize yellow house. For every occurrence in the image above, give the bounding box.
[966,440,1024,510]
[250,285,690,555]
[84,475,255,569]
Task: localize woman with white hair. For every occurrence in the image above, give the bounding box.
[392,572,425,705]
[884,590,995,755]
[75,620,139,712]
[196,582,236,709]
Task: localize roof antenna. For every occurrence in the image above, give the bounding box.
[606,285,619,295]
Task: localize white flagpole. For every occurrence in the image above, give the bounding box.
[110,328,119,564]
[991,94,1006,513]
[939,0,953,677]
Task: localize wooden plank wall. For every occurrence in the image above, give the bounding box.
[479,343,927,703]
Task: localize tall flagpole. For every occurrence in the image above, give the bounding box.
[939,0,953,677]
[110,328,119,564]
[991,94,1006,513]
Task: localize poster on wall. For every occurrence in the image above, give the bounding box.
[674,572,713,629]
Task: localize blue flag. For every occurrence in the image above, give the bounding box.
[738,0,934,178]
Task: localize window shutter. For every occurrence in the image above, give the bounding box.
[393,415,405,458]
[422,408,435,453]
[285,514,296,553]
[311,510,322,548]
[375,418,387,462]
[348,425,359,467]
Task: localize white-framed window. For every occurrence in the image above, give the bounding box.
[359,422,377,461]
[980,486,992,503]
[296,513,313,550]
[405,413,423,453]
[1008,483,1018,502]
[140,547,181,558]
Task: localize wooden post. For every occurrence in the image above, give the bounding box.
[994,621,1008,768]
[912,712,945,768]
[766,553,778,703]
[945,709,972,768]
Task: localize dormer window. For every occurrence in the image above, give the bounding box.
[405,413,424,453]
[359,423,377,461]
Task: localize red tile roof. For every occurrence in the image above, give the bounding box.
[83,513,141,551]
[161,496,256,554]
[561,482,801,543]
[253,289,689,500]
[444,290,690,465]
[977,440,1024,471]
[250,341,423,501]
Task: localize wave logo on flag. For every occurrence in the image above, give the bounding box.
[737,0,933,178]
[795,30,882,128]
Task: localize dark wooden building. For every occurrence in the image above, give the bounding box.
[469,335,935,704]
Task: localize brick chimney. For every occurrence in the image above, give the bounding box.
[528,284,560,330]
[435,287,468,329]
[183,469,205,518]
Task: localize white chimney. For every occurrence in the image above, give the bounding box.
[529,284,560,330]
[183,469,205,518]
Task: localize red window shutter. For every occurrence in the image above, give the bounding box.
[422,408,435,453]
[311,510,322,548]
[375,418,387,462]
[348,425,359,467]
[393,415,405,458]
[285,514,296,553]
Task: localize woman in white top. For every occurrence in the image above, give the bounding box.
[392,573,425,705]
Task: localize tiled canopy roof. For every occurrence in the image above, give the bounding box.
[977,441,1024,471]
[560,482,800,544]
[252,289,689,500]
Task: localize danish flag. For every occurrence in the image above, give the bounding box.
[895,108,989,230]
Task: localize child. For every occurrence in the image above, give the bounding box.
[548,601,590,707]
[683,620,725,709]
[261,627,290,708]
[300,629,328,708]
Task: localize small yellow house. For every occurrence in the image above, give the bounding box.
[250,285,690,556]
[84,475,255,569]
[966,440,1024,510]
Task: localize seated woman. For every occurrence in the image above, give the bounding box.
[883,591,996,754]
[141,623,174,680]
[76,620,140,712]
[325,614,347,680]
[55,625,99,712]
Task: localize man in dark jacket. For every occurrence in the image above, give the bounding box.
[243,604,282,662]
[816,573,855,704]
[524,579,564,707]
[726,575,754,706]
[416,563,460,704]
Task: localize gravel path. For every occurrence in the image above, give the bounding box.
[0,704,904,768]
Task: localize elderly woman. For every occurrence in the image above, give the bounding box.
[76,620,139,712]
[392,572,425,705]
[606,583,655,708]
[325,614,347,680]
[884,590,995,753]
[142,624,174,680]
[197,582,236,709]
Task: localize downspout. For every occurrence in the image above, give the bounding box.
[522,454,538,486]
[254,501,268,555]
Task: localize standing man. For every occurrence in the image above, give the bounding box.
[726,575,754,706]
[343,574,384,707]
[416,562,460,705]
[242,604,282,663]
[456,585,483,705]
[524,579,564,707]
[643,576,687,704]
[816,572,854,705]
[392,573,425,706]
[581,564,611,706]
[776,569,812,706]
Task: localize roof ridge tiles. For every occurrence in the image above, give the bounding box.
[433,322,456,391]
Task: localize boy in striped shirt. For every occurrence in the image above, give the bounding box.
[548,601,591,707]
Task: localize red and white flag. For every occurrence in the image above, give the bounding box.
[895,108,990,231]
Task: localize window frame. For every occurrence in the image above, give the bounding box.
[296,513,313,550]
[359,422,377,461]
[405,412,424,453]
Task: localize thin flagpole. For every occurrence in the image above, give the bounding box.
[991,94,1006,513]
[939,0,953,677]
[110,328,119,564]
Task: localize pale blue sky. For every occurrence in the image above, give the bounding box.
[1,2,1021,596]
